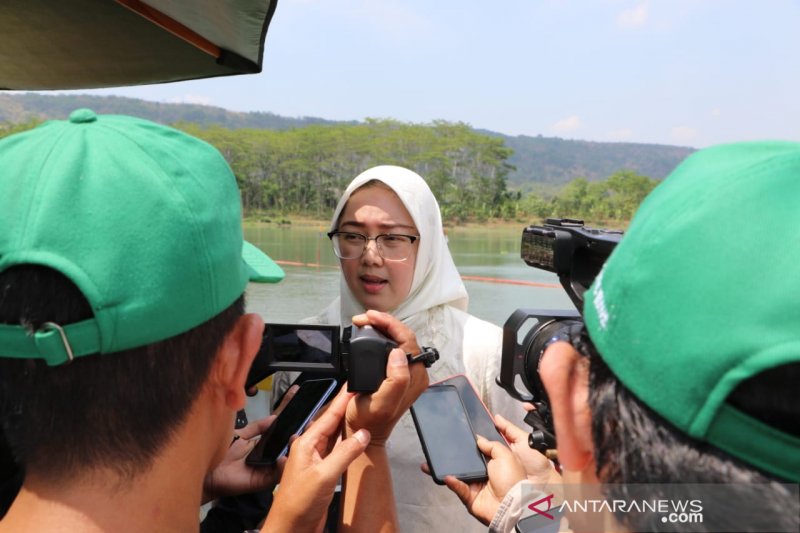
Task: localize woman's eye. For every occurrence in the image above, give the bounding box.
[382,235,406,246]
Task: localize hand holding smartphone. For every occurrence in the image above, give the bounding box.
[434,374,509,447]
[246,378,338,466]
[410,384,488,485]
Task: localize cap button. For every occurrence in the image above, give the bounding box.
[69,108,97,124]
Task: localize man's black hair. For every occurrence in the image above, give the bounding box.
[573,330,800,532]
[0,265,244,484]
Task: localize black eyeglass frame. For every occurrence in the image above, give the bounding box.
[327,230,419,261]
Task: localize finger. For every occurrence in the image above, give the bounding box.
[420,462,431,476]
[407,354,429,396]
[311,401,331,423]
[384,347,410,382]
[238,414,276,440]
[443,475,473,506]
[476,435,511,461]
[303,387,353,440]
[248,464,281,491]
[274,455,287,479]
[274,384,300,416]
[316,429,370,477]
[354,310,420,353]
[246,385,259,397]
[493,414,529,444]
[363,348,411,411]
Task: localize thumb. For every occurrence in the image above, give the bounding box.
[443,475,473,507]
[494,414,529,444]
[318,429,371,476]
[476,435,502,458]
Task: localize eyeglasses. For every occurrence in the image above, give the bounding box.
[327,231,419,261]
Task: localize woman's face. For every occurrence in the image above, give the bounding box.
[336,184,418,313]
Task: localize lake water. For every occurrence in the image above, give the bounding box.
[243,224,575,327]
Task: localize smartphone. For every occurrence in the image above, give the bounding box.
[434,374,508,447]
[410,384,488,485]
[246,377,338,466]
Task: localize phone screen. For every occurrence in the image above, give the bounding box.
[246,324,341,388]
[246,378,338,466]
[434,374,508,447]
[410,385,487,484]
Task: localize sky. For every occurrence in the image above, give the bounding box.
[47,0,800,148]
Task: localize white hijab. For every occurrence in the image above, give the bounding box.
[325,166,468,336]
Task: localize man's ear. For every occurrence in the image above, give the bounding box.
[539,341,595,474]
[211,312,264,410]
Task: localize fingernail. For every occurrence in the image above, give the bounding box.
[389,350,408,367]
[354,429,370,444]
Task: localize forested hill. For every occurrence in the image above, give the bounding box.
[0,93,694,189]
[494,133,695,191]
[0,92,351,130]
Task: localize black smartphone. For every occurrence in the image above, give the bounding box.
[410,384,488,485]
[434,374,509,447]
[246,377,338,466]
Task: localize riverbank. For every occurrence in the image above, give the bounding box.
[243,213,628,231]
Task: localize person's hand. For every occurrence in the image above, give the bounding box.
[346,310,428,445]
[494,414,562,485]
[202,415,281,503]
[263,387,371,533]
[440,436,527,526]
[202,385,300,503]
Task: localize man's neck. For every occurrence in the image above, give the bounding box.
[0,445,208,532]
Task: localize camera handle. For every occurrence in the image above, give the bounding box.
[524,409,556,452]
[406,347,439,367]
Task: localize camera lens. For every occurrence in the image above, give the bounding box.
[520,318,584,405]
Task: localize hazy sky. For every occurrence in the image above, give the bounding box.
[50,0,800,148]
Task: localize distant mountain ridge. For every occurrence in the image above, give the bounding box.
[0,92,695,189]
[0,93,351,130]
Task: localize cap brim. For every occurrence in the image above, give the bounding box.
[242,241,285,283]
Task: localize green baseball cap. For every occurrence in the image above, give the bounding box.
[0,109,284,366]
[583,141,800,482]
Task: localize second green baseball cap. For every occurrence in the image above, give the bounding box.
[583,141,800,482]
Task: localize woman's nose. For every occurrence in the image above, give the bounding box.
[361,239,384,264]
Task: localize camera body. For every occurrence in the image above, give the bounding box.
[520,218,622,308]
[498,219,622,449]
[246,324,397,393]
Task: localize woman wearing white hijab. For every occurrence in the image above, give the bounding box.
[275,165,525,532]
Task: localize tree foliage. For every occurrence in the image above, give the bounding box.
[177,119,516,222]
[1,115,659,227]
[514,170,659,225]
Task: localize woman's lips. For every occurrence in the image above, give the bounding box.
[360,274,387,294]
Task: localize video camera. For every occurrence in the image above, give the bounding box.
[497,218,623,450]
[246,324,438,393]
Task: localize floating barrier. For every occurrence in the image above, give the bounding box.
[273,260,561,288]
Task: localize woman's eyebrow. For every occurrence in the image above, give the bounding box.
[339,220,417,232]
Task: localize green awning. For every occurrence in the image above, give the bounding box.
[0,0,278,90]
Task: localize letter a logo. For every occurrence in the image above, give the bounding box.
[528,493,556,520]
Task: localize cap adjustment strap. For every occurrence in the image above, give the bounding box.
[36,322,75,363]
[0,319,102,366]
